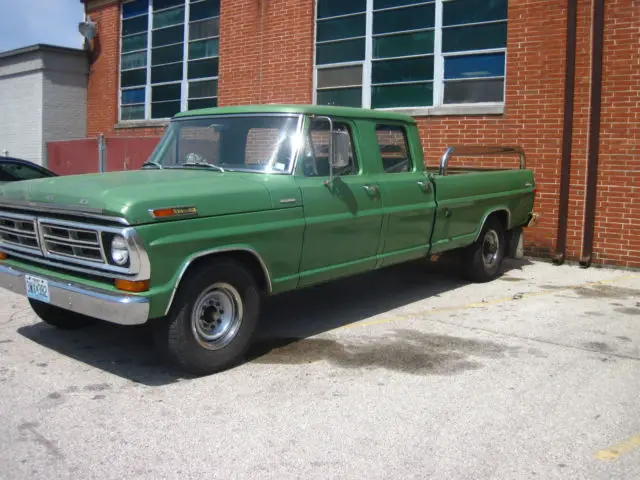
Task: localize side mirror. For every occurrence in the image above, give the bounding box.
[331,130,351,174]
[311,115,351,185]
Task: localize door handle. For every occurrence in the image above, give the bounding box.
[417,180,432,193]
[362,184,380,197]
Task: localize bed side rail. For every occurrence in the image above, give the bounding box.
[439,145,526,176]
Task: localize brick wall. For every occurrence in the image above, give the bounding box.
[86,2,119,137]
[592,0,640,267]
[83,0,640,268]
[86,2,165,138]
[218,0,314,105]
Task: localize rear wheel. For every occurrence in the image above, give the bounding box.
[29,300,95,329]
[155,258,261,375]
[461,217,506,282]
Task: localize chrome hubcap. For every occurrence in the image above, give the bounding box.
[482,230,500,268]
[192,283,243,350]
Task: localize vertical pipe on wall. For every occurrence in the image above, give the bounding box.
[553,0,578,265]
[580,0,605,268]
[257,0,265,103]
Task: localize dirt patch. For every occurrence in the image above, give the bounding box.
[538,284,640,300]
[572,285,640,299]
[249,330,518,376]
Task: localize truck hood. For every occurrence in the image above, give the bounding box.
[0,170,273,225]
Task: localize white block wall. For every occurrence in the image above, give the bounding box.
[0,58,44,163]
[42,55,88,151]
[0,47,87,167]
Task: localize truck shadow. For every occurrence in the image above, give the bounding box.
[249,258,530,364]
[16,258,532,386]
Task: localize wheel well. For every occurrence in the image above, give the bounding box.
[488,210,509,231]
[476,210,510,242]
[183,250,270,294]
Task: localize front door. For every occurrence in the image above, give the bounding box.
[295,118,384,287]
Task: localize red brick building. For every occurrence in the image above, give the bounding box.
[80,0,639,268]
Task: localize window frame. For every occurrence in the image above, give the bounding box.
[312,0,507,116]
[118,0,220,123]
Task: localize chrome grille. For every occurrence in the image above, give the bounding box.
[0,208,146,280]
[39,221,105,264]
[0,213,41,254]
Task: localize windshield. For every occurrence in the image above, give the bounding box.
[147,114,302,173]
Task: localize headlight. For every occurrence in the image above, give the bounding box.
[110,235,129,266]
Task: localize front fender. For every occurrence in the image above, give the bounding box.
[135,209,305,319]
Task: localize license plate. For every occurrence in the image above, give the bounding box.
[25,275,50,303]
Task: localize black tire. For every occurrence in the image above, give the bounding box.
[155,258,261,376]
[29,300,95,330]
[461,217,506,283]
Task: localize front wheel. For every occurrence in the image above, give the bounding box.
[461,218,506,283]
[155,259,261,375]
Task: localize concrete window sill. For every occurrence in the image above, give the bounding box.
[114,120,169,130]
[377,104,505,117]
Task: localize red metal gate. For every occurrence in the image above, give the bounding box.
[46,138,100,175]
[46,135,162,176]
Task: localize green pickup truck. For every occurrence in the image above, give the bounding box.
[0,105,537,374]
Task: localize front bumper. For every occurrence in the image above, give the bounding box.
[0,264,149,326]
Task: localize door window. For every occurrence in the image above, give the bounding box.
[302,120,358,177]
[375,125,412,173]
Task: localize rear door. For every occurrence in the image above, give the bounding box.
[373,124,437,267]
[295,118,384,287]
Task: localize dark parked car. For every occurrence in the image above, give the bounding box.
[0,157,57,184]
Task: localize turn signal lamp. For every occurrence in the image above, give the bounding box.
[115,279,150,293]
[0,252,7,260]
[150,206,197,218]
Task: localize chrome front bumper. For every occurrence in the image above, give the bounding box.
[0,264,149,326]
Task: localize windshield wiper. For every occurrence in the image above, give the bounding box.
[181,161,225,172]
[141,161,163,169]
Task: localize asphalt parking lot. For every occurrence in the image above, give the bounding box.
[0,258,639,479]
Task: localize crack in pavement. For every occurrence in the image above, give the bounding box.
[427,318,640,362]
[334,273,639,333]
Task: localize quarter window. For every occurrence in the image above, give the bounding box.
[314,0,507,110]
[375,125,412,173]
[120,0,220,121]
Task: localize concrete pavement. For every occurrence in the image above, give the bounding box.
[0,259,639,479]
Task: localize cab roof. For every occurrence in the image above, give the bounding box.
[174,104,417,124]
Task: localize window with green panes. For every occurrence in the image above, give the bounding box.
[120,0,220,121]
[314,0,508,110]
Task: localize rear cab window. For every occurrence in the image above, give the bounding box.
[375,125,413,174]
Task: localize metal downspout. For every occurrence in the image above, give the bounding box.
[553,0,578,265]
[580,0,605,268]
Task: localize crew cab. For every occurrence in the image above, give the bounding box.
[0,105,537,375]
